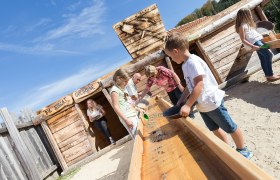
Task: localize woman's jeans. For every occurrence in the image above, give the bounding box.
[93,117,112,143]
[254,40,274,77]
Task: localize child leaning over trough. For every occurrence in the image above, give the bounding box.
[164,32,253,159]
[110,68,140,139]
[235,8,280,82]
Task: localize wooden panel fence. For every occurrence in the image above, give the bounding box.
[0,108,58,180]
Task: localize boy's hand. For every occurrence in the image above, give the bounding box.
[180,104,191,117]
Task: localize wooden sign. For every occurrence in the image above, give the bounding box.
[72,81,100,103]
[113,4,166,62]
[38,96,74,118]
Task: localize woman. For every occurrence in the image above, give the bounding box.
[110,68,139,139]
[87,99,115,145]
[139,65,195,118]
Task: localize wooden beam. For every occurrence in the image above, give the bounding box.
[189,0,264,41]
[0,108,41,180]
[196,40,223,84]
[101,50,165,88]
[40,165,57,179]
[165,57,174,71]
[74,104,96,149]
[255,6,268,21]
[127,114,144,180]
[156,97,273,179]
[0,121,33,134]
[41,121,68,171]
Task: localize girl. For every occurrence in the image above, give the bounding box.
[110,68,139,139]
[235,8,280,82]
[87,99,115,145]
[140,65,195,118]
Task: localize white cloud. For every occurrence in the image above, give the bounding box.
[25,18,52,32]
[41,0,106,41]
[13,57,129,112]
[0,42,83,55]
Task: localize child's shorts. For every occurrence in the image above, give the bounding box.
[199,100,237,133]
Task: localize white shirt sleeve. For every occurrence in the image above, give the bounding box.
[188,60,206,80]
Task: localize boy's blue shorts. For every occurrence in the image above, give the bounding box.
[199,100,237,133]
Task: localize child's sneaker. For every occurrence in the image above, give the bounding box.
[236,147,253,159]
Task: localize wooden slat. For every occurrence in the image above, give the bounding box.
[131,40,164,58]
[113,4,157,30]
[52,120,84,144]
[49,114,80,134]
[41,121,68,171]
[58,130,87,149]
[196,40,223,84]
[47,107,74,125]
[59,135,88,152]
[123,27,166,47]
[0,108,41,180]
[0,121,33,134]
[62,140,92,163]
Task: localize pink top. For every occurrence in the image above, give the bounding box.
[146,66,177,92]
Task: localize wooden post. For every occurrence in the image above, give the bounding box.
[99,81,113,106]
[0,108,41,180]
[255,6,268,21]
[165,57,174,71]
[74,104,96,150]
[41,121,68,171]
[196,40,223,84]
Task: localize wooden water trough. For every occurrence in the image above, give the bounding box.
[128,97,273,180]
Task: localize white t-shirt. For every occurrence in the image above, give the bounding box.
[241,23,263,50]
[87,107,101,119]
[125,79,138,97]
[182,54,225,112]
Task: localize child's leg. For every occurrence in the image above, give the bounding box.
[213,128,229,144]
[230,127,244,149]
[199,112,229,143]
[203,101,245,148]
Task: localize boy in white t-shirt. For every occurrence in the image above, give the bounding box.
[164,32,253,159]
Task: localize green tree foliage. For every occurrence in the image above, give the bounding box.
[263,0,280,33]
[176,0,240,27]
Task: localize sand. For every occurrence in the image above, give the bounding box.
[192,60,280,178]
[70,60,280,179]
[71,140,133,180]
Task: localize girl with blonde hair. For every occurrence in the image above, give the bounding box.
[235,8,280,82]
[110,68,139,139]
[87,99,115,145]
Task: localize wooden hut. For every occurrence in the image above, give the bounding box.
[35,80,128,172]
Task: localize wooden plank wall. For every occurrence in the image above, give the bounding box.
[199,10,262,82]
[0,109,58,180]
[77,91,129,151]
[46,106,94,167]
[113,4,166,62]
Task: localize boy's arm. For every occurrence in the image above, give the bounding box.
[180,75,203,117]
[176,87,190,106]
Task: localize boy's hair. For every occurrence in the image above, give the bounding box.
[164,32,189,51]
[113,68,130,85]
[235,8,256,33]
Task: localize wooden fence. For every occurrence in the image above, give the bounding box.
[0,108,59,180]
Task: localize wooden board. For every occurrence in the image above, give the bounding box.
[113,4,166,62]
[127,98,272,179]
[72,81,100,103]
[37,95,74,119]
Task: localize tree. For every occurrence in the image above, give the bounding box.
[263,0,280,33]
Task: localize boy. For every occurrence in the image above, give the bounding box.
[164,32,253,159]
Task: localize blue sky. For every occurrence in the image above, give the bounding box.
[0,0,207,114]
